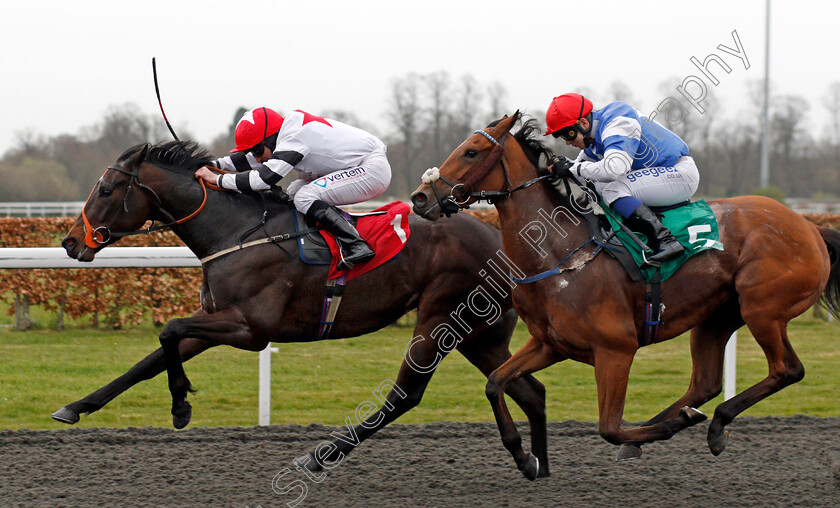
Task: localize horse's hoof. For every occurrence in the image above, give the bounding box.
[294,453,323,473]
[51,406,80,425]
[708,429,729,456]
[616,443,643,462]
[518,454,540,481]
[680,406,708,425]
[172,402,192,430]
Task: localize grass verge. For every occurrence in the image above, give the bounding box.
[0,310,837,430]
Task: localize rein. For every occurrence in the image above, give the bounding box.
[80,163,209,250]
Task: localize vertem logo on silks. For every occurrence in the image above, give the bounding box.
[313,167,367,187]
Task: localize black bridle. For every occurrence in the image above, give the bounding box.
[81,158,207,249]
[427,129,551,217]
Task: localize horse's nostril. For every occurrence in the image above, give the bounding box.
[61,237,76,250]
[412,193,428,206]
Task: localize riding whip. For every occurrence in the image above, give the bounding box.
[152,57,179,141]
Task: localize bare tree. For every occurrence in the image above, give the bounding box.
[486,81,508,120]
[386,74,423,196]
[771,95,810,195]
[655,78,701,146]
[606,80,636,104]
[13,129,47,157]
[823,82,840,161]
[452,74,484,136]
[423,71,452,164]
[712,123,758,196]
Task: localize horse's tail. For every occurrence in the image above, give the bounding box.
[817,226,840,318]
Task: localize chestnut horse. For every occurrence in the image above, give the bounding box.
[58,140,549,472]
[411,112,840,480]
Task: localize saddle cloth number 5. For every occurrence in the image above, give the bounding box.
[687,224,717,250]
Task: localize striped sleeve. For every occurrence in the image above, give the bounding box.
[212,152,263,172]
[217,148,309,193]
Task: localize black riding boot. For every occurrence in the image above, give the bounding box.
[624,204,684,263]
[306,200,375,270]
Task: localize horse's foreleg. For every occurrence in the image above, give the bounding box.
[485,336,561,481]
[158,307,256,429]
[52,338,213,425]
[456,312,549,477]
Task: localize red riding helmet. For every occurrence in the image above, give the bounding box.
[230,107,285,153]
[544,93,593,137]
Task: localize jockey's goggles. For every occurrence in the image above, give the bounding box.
[552,123,583,141]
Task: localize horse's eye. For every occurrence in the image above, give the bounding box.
[100,187,113,197]
[465,149,478,158]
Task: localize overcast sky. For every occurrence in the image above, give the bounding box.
[2,0,839,157]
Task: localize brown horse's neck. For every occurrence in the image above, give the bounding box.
[493,162,591,278]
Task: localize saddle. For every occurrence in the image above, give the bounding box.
[292,202,411,280]
[292,210,357,266]
[552,178,722,282]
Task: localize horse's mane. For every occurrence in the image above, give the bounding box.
[117,141,214,173]
[486,115,553,168]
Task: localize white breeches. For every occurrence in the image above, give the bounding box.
[286,149,392,214]
[596,156,699,207]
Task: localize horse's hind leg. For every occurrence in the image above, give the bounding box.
[294,310,521,473]
[593,345,709,449]
[707,318,804,455]
[706,251,822,455]
[295,313,461,473]
[52,337,214,425]
[294,310,546,477]
[617,302,743,460]
[485,336,563,481]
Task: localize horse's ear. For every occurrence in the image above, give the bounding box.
[125,143,150,169]
[492,111,520,137]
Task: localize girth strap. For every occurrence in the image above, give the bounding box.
[317,274,348,340]
[199,228,319,264]
[641,266,662,347]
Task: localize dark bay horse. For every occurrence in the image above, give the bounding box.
[58,140,549,471]
[411,112,840,479]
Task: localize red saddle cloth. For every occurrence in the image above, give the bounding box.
[321,201,411,281]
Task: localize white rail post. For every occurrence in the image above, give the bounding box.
[723,331,737,400]
[259,344,272,426]
[258,343,280,426]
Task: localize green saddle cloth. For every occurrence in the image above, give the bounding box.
[603,200,724,282]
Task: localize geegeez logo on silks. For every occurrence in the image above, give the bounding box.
[626,166,681,183]
[313,167,367,187]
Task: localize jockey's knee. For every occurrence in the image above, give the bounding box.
[293,188,319,215]
[285,179,306,198]
[601,181,632,206]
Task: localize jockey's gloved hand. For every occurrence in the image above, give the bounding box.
[548,155,575,179]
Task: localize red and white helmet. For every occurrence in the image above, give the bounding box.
[230,107,284,153]
[544,93,593,137]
